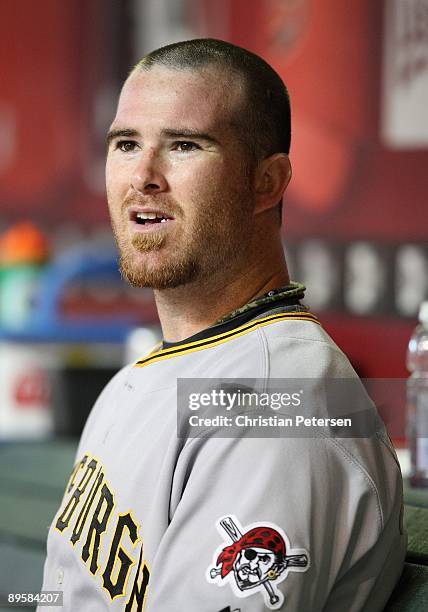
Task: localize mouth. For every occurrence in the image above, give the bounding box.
[238,565,261,579]
[128,207,175,231]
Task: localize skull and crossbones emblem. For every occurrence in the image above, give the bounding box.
[234,546,279,588]
[208,516,309,609]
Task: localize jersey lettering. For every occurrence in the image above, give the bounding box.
[55,458,98,532]
[54,453,151,608]
[125,547,150,612]
[70,467,104,545]
[66,454,88,494]
[102,512,139,599]
[81,482,115,574]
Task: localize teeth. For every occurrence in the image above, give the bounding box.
[136,212,156,220]
[136,212,168,220]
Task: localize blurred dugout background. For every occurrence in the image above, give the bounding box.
[0,0,427,605]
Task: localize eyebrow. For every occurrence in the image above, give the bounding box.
[106,127,219,147]
[161,129,219,146]
[106,128,139,147]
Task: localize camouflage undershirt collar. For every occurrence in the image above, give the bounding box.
[215,281,306,325]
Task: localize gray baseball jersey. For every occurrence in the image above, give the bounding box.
[39,299,406,611]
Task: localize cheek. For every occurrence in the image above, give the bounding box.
[106,157,130,199]
[105,181,124,227]
[172,157,229,186]
[185,164,234,208]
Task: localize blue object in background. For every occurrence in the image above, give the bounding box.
[0,245,140,344]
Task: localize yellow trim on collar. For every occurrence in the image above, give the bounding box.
[134,312,319,369]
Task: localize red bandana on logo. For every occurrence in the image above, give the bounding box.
[216,527,286,578]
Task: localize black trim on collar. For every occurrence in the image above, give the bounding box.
[161,294,306,351]
[135,311,319,368]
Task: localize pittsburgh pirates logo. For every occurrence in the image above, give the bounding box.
[207,516,309,610]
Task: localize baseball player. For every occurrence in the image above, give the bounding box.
[39,39,406,611]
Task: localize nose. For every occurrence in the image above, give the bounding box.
[249,557,260,569]
[131,147,168,194]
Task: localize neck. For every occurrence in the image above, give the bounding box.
[154,238,289,343]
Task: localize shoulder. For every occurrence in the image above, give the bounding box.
[258,316,355,378]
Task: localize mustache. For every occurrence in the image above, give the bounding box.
[121,193,183,219]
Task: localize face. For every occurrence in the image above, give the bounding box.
[234,547,277,590]
[106,65,256,289]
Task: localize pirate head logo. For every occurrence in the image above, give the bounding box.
[208,516,309,609]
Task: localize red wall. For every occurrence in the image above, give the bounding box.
[1,0,426,383]
[227,0,427,379]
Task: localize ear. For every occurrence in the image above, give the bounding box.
[254,153,292,215]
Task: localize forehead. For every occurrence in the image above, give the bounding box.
[114,65,244,132]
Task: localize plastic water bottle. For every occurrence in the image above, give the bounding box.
[407,301,428,487]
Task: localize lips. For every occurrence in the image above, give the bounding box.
[128,206,175,231]
[239,565,262,578]
[129,206,174,222]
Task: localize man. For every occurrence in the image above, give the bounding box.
[40,39,406,611]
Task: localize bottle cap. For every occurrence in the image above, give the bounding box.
[0,222,49,266]
[418,301,428,324]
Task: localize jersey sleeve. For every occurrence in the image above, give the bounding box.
[143,432,405,612]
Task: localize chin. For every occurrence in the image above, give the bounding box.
[119,252,199,290]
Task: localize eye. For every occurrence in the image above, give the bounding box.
[174,141,200,152]
[116,140,138,153]
[244,549,257,561]
[259,555,271,564]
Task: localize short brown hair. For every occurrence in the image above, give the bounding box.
[134,38,291,220]
[136,38,291,160]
